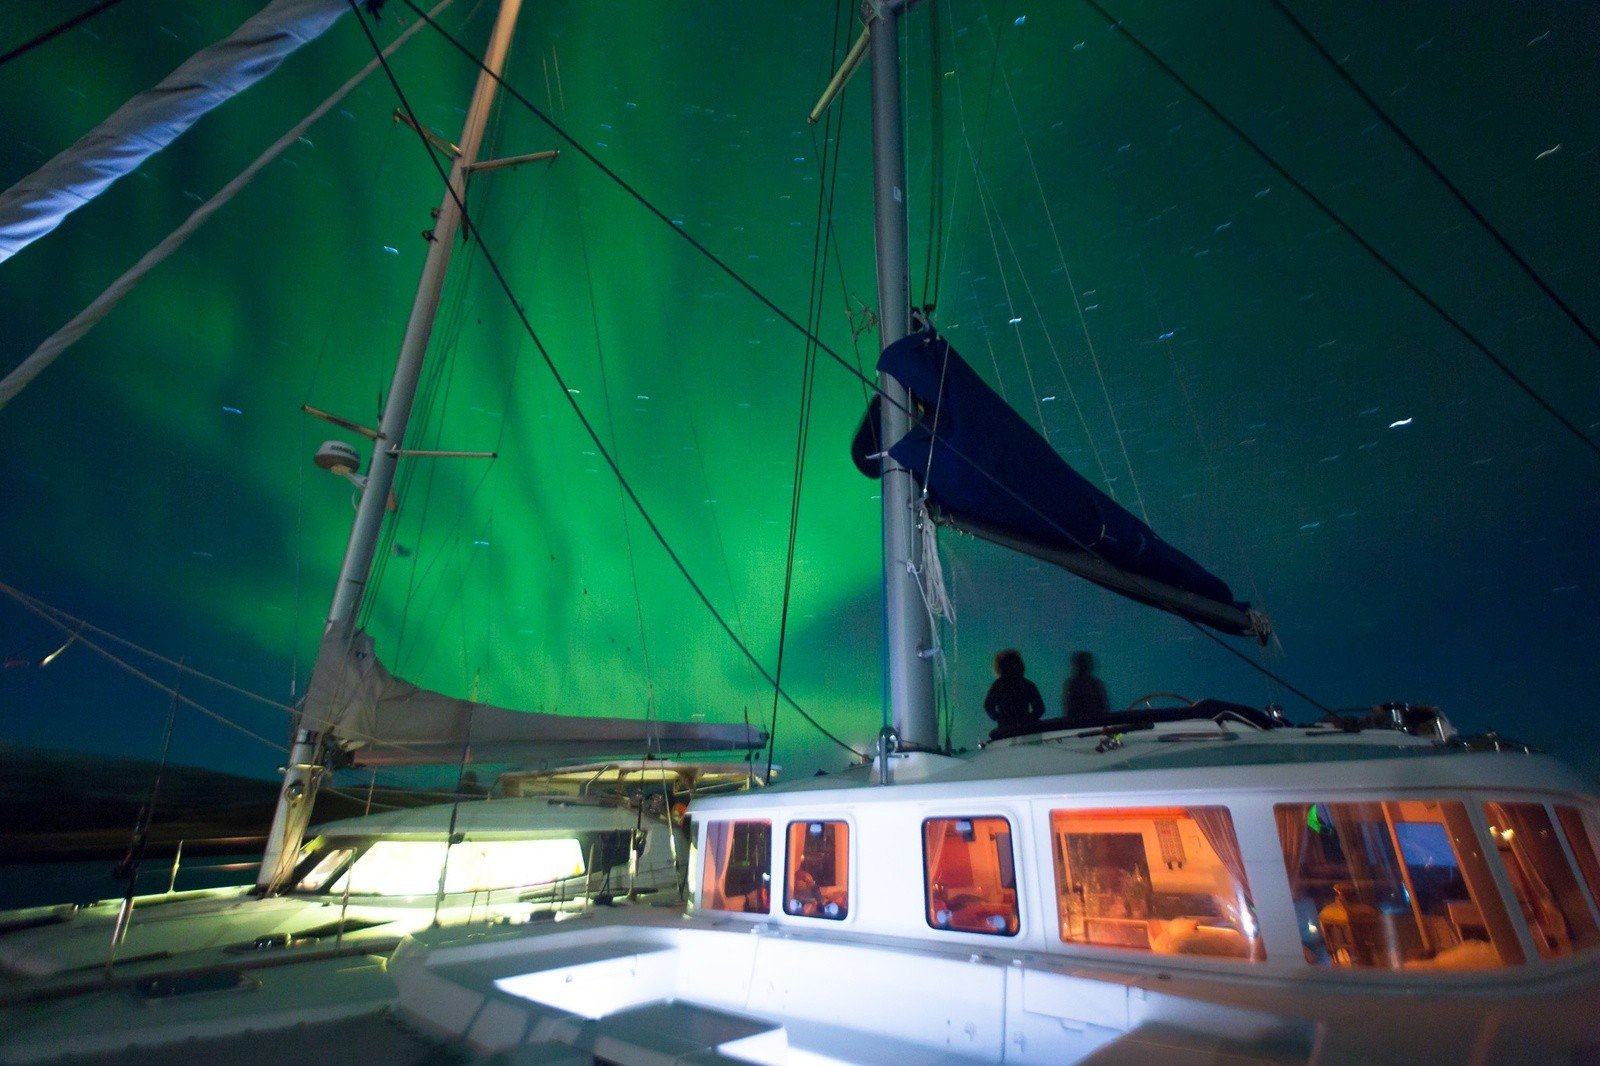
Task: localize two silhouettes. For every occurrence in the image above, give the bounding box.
[983,648,1109,735]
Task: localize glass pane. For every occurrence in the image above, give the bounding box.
[700,820,772,913]
[1556,806,1600,912]
[924,817,1018,936]
[785,821,849,920]
[329,839,586,896]
[1050,806,1262,961]
[296,847,355,891]
[1485,802,1600,958]
[1276,800,1518,969]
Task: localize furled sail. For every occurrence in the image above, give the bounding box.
[303,629,766,766]
[0,0,351,264]
[853,329,1269,641]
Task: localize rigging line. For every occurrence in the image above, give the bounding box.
[395,0,880,404]
[1,584,290,752]
[767,130,831,780]
[0,581,296,714]
[977,31,1151,524]
[766,5,850,776]
[1079,0,1600,462]
[350,4,867,760]
[1185,616,1327,713]
[576,185,657,720]
[942,37,1122,500]
[0,0,130,69]
[1271,0,1600,358]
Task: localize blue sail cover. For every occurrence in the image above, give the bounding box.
[866,329,1259,637]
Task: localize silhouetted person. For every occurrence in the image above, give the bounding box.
[984,648,1045,735]
[1063,650,1110,723]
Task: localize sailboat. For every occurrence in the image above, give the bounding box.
[0,0,764,1052]
[365,4,1600,1064]
[0,0,1596,1062]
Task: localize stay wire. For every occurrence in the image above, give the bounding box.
[0,0,129,69]
[1,582,292,750]
[1080,0,1600,461]
[380,3,1339,715]
[1270,0,1600,360]
[768,0,847,779]
[348,3,866,760]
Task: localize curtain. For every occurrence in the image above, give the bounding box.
[1193,807,1253,905]
[1274,805,1309,893]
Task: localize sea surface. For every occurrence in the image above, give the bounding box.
[0,855,257,911]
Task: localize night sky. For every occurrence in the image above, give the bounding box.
[1,0,1596,792]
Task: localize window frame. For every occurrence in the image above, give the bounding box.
[782,818,852,922]
[1047,803,1264,963]
[698,818,774,916]
[921,814,1021,938]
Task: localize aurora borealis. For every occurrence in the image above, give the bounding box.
[1,0,1596,794]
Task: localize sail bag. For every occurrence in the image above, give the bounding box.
[854,329,1266,640]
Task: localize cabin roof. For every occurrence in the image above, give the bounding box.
[693,725,1590,814]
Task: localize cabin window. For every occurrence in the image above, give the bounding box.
[923,817,1018,935]
[785,821,849,920]
[1276,801,1522,969]
[701,820,772,914]
[327,838,586,896]
[1484,802,1600,958]
[1050,806,1263,961]
[296,846,356,892]
[1556,806,1600,911]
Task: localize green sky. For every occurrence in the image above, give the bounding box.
[1,0,1596,791]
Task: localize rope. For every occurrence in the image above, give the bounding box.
[973,14,1152,522]
[768,0,848,778]
[941,22,1120,500]
[0,0,130,69]
[348,3,867,760]
[1270,0,1600,360]
[1079,0,1600,462]
[0,582,292,751]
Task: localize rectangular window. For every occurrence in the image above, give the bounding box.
[1484,802,1600,958]
[1556,806,1600,911]
[1051,806,1262,961]
[1276,800,1521,969]
[700,820,772,914]
[328,839,585,896]
[924,817,1018,935]
[785,821,849,920]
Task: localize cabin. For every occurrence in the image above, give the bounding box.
[689,714,1600,978]
[376,711,1600,1064]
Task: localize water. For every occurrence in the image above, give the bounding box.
[0,855,257,910]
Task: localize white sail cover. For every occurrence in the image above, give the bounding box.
[303,629,765,765]
[0,0,348,264]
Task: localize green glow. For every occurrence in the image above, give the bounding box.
[0,2,1595,784]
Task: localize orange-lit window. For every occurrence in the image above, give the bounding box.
[1484,802,1600,958]
[785,821,849,920]
[924,817,1018,936]
[700,820,771,914]
[1556,806,1600,912]
[1277,801,1521,969]
[1051,806,1262,961]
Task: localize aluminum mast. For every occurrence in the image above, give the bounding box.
[869,0,938,751]
[256,0,523,892]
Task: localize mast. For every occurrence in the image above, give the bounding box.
[869,0,938,750]
[256,0,523,892]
